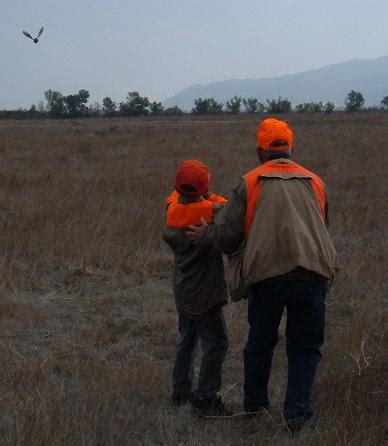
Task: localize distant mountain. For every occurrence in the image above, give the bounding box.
[163,56,388,110]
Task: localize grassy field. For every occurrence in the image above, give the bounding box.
[0,113,387,445]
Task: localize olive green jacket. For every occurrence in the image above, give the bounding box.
[163,196,227,317]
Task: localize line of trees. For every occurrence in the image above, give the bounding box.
[1,89,387,119]
[42,89,184,118]
[191,90,386,114]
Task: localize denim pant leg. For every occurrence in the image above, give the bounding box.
[284,281,326,422]
[173,315,198,396]
[194,309,229,400]
[244,283,285,412]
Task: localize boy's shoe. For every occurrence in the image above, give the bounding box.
[244,406,269,418]
[170,391,192,407]
[285,416,317,434]
[191,395,233,417]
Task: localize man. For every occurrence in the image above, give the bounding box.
[187,118,338,430]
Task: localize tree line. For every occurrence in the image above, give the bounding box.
[1,89,387,119]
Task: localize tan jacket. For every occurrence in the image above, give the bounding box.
[203,159,338,292]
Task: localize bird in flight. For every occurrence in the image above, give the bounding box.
[23,27,44,44]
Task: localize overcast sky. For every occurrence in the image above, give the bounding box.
[1,0,387,109]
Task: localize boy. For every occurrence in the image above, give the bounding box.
[163,159,231,416]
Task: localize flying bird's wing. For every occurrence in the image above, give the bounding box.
[23,31,33,39]
[37,27,44,38]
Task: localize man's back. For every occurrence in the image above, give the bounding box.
[243,161,338,284]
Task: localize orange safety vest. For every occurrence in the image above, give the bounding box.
[206,193,228,205]
[165,190,227,206]
[244,160,326,235]
[166,199,215,228]
[165,190,179,206]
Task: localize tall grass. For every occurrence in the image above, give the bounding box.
[0,114,387,445]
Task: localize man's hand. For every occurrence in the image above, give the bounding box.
[187,217,208,244]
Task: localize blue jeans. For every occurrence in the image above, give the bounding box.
[244,280,326,422]
[173,309,229,400]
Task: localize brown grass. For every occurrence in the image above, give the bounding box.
[0,113,387,445]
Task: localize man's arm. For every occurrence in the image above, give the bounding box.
[187,178,247,254]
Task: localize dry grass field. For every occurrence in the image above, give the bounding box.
[0,113,387,445]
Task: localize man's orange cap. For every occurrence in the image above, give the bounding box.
[175,160,209,196]
[256,118,294,151]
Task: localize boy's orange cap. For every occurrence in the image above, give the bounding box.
[175,160,209,196]
[256,118,294,151]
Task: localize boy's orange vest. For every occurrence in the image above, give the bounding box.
[166,199,215,228]
[244,160,326,235]
[165,190,227,207]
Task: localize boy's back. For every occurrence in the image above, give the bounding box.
[163,194,227,318]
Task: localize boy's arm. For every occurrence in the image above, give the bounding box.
[163,227,184,251]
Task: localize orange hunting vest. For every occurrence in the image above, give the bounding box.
[205,193,228,205]
[166,199,215,228]
[165,190,227,207]
[244,160,326,235]
[165,191,180,207]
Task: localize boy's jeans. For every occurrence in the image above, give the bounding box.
[244,280,326,422]
[173,308,228,400]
